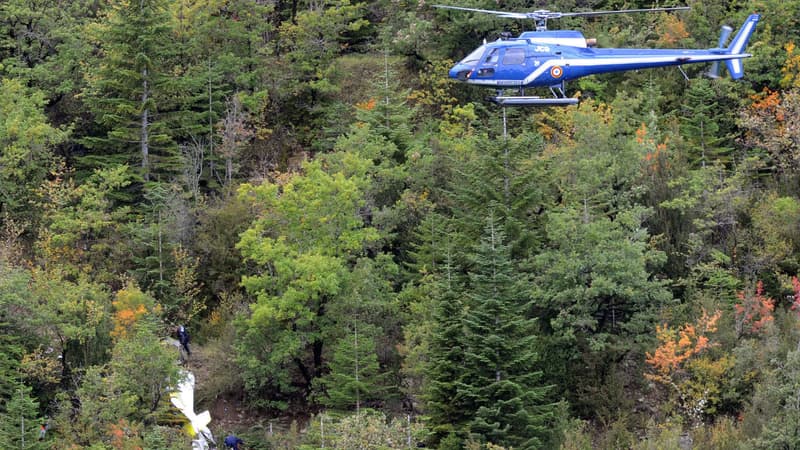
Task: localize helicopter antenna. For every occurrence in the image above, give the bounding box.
[432,5,690,31]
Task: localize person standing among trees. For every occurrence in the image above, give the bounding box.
[224,433,244,450]
[177,325,191,357]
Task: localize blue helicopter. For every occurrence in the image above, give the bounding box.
[435,5,761,106]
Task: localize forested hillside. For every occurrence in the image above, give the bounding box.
[2,0,800,448]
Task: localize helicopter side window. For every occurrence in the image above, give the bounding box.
[484,48,500,64]
[502,47,525,65]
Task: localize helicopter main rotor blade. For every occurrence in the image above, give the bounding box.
[558,6,690,19]
[431,5,530,19]
[432,4,689,21]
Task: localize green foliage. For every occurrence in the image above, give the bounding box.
[426,216,555,449]
[0,78,66,226]
[5,0,800,445]
[0,384,47,450]
[303,410,424,449]
[532,206,670,408]
[0,264,32,400]
[316,323,387,412]
[423,268,467,445]
[745,347,800,449]
[128,183,183,302]
[678,79,736,168]
[81,0,178,181]
[443,129,548,260]
[631,419,684,450]
[35,164,133,283]
[110,320,179,421]
[0,0,96,100]
[236,159,379,408]
[53,366,133,446]
[270,0,371,148]
[316,256,400,411]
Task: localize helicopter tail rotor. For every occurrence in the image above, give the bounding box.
[707,25,733,78]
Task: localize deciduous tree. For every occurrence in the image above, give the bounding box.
[235,159,379,408]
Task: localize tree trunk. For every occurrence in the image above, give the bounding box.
[141,68,150,181]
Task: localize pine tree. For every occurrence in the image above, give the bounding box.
[445,131,548,262]
[425,214,554,448]
[423,264,470,445]
[679,79,734,168]
[352,51,416,154]
[459,215,553,449]
[0,384,46,450]
[316,257,395,413]
[81,0,177,182]
[749,349,800,449]
[0,284,24,408]
[129,183,183,302]
[317,322,386,412]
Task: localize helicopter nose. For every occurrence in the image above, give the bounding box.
[449,64,472,81]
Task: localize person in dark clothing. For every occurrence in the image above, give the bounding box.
[177,325,191,356]
[224,434,244,450]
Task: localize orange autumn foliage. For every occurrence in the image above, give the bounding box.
[749,88,782,118]
[645,309,721,385]
[108,419,143,450]
[355,97,377,111]
[657,15,690,46]
[636,123,670,173]
[734,280,775,336]
[110,284,159,340]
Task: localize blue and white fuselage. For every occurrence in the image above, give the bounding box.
[449,14,760,91]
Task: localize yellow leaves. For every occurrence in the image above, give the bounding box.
[172,246,205,323]
[20,347,62,385]
[439,103,477,140]
[535,99,609,152]
[682,355,734,415]
[535,100,589,143]
[781,41,800,89]
[408,58,459,115]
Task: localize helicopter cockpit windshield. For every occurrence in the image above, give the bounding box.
[460,44,487,65]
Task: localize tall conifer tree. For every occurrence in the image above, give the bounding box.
[423,251,470,445]
[460,214,552,449]
[0,384,46,450]
[425,214,553,449]
[82,0,177,182]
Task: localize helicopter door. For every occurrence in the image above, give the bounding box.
[475,48,502,77]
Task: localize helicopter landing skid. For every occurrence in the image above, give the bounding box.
[490,96,579,106]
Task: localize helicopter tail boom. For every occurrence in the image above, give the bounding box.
[724,14,761,79]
